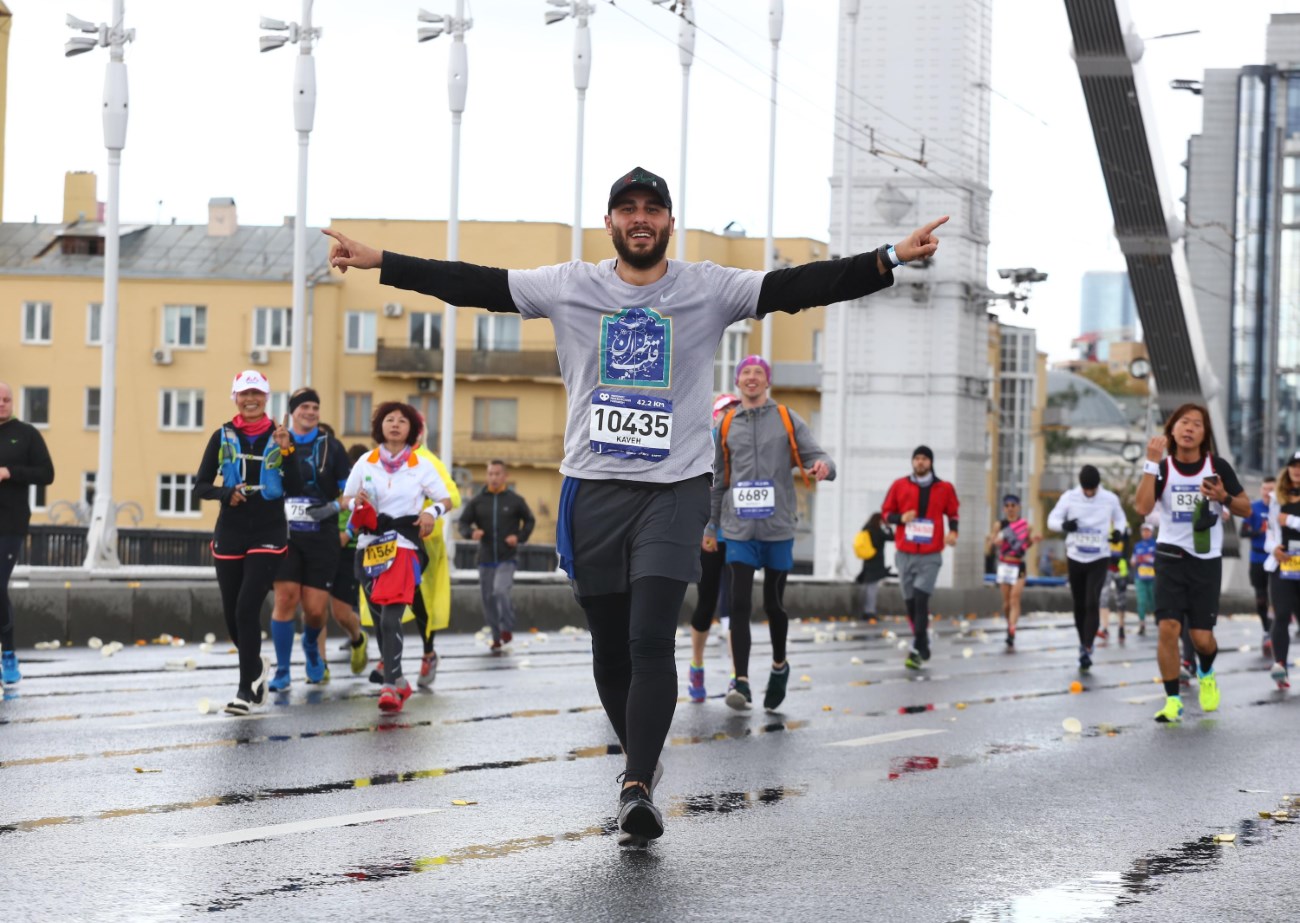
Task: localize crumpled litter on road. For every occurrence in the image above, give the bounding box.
[1062,717,1083,734]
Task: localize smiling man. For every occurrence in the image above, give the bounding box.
[322,166,946,847]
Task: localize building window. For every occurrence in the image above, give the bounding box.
[29,483,48,512]
[158,473,200,517]
[267,391,290,423]
[345,311,377,353]
[410,312,442,350]
[253,307,292,350]
[85,387,101,429]
[713,323,750,394]
[87,302,102,345]
[407,394,439,448]
[473,397,517,439]
[160,388,205,431]
[82,471,96,506]
[22,301,52,344]
[22,387,50,427]
[163,305,207,348]
[474,314,520,352]
[343,392,373,435]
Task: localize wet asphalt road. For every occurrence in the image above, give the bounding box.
[3,610,1300,923]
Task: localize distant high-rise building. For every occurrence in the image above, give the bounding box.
[1076,271,1137,361]
[1186,13,1300,472]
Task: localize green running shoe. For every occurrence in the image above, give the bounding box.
[763,663,791,712]
[1154,695,1184,723]
[350,632,369,675]
[1198,671,1220,712]
[904,650,923,671]
[724,678,752,710]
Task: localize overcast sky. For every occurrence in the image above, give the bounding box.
[1,0,1281,359]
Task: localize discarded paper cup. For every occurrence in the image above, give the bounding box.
[1062,717,1083,734]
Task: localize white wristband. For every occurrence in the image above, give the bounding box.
[1142,460,1160,477]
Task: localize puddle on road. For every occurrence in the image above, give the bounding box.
[0,721,813,835]
[192,785,805,912]
[953,797,1300,922]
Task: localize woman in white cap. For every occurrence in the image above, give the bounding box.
[193,371,299,715]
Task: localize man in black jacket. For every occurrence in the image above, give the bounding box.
[0,382,55,684]
[458,460,535,651]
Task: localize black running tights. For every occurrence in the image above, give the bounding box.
[0,534,22,651]
[578,575,685,787]
[215,554,280,695]
[728,563,789,680]
[411,592,437,655]
[689,545,727,633]
[1270,574,1300,666]
[1068,557,1109,649]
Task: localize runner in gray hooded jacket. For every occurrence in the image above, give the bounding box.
[707,356,834,711]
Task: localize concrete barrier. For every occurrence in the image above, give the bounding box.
[8,577,1261,646]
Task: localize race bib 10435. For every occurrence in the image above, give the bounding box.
[589,391,672,462]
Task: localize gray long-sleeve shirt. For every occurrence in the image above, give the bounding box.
[710,399,834,542]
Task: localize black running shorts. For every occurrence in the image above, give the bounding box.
[331,546,359,606]
[275,529,340,591]
[569,475,711,597]
[1154,544,1221,631]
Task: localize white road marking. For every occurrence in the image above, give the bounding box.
[121,713,279,731]
[1123,694,1166,705]
[161,808,442,849]
[827,728,949,748]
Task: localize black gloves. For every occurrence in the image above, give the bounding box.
[1109,529,1123,544]
[1062,518,1079,533]
[306,500,341,522]
[1193,499,1217,533]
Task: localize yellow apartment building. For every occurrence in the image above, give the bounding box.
[0,174,828,544]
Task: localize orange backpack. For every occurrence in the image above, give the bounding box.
[719,405,812,490]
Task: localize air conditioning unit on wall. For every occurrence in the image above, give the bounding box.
[383,302,404,318]
[152,347,173,365]
[249,348,270,365]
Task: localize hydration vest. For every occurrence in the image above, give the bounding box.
[218,425,284,501]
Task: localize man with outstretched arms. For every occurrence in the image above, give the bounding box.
[1047,464,1126,673]
[323,165,946,846]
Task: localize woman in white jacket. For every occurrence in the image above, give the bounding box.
[1047,464,1127,673]
[343,402,450,713]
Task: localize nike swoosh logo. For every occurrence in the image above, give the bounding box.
[659,290,677,303]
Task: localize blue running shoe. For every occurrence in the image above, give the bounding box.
[688,664,706,703]
[303,633,326,684]
[1,651,20,685]
[267,665,291,692]
[1079,646,1092,673]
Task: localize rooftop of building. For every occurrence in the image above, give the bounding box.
[0,220,334,283]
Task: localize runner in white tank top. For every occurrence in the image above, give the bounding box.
[1135,404,1250,724]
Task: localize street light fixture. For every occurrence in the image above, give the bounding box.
[544,1,594,261]
[993,267,1049,313]
[66,1,134,570]
[417,1,472,543]
[259,1,322,392]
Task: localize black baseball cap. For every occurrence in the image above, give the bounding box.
[608,167,672,213]
[1289,449,1300,465]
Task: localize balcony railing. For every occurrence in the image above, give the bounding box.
[452,433,565,466]
[375,342,560,379]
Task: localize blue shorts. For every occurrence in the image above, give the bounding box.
[724,538,794,572]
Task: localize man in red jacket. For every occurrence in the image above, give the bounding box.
[881,446,959,668]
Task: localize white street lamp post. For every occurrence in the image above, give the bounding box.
[830,0,860,578]
[545,1,593,262]
[67,3,134,570]
[418,3,471,543]
[654,0,694,261]
[760,0,782,362]
[260,1,321,393]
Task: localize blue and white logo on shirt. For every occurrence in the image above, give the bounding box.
[599,307,671,389]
